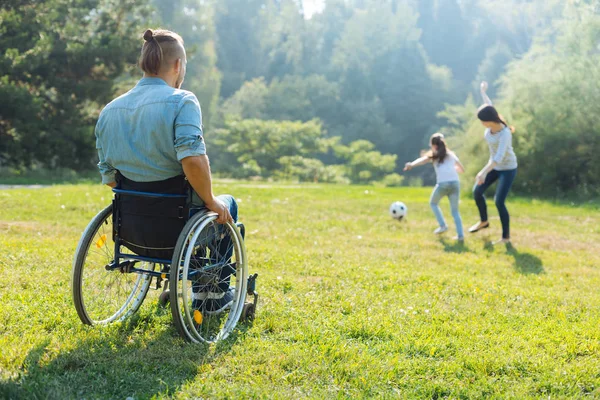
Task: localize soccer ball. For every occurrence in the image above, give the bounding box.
[389,201,407,220]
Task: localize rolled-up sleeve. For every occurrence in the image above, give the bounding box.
[95,120,116,184]
[492,131,510,164]
[174,93,206,161]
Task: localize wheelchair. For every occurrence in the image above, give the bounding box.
[71,174,258,343]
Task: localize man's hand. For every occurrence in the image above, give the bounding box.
[206,197,233,224]
[403,162,412,171]
[181,155,233,225]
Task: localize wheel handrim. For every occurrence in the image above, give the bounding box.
[174,214,247,343]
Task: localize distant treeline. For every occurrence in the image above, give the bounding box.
[1,0,598,195]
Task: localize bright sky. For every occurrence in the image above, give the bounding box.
[303,0,325,18]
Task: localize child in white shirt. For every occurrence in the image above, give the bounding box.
[404,133,465,240]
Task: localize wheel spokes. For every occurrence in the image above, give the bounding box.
[175,217,247,343]
[78,210,152,324]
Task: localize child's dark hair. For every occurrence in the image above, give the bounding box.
[427,133,448,163]
[477,105,515,133]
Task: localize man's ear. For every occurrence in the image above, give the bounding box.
[174,58,181,74]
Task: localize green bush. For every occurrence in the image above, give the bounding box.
[276,156,325,183]
[210,118,399,185]
[333,140,397,185]
[378,173,404,187]
[210,118,327,179]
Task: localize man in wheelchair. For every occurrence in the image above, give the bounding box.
[94,28,238,314]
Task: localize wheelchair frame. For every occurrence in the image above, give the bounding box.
[71,187,258,343]
[109,188,187,274]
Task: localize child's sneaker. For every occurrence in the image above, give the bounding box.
[434,226,448,235]
[468,221,489,233]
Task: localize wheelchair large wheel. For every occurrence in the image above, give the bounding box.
[170,212,248,343]
[72,204,154,325]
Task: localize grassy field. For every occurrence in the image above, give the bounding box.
[1,182,599,399]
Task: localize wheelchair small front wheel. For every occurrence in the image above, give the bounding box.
[241,303,256,323]
[169,212,248,343]
[72,204,153,325]
[158,290,170,307]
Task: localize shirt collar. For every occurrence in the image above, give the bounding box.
[136,77,169,87]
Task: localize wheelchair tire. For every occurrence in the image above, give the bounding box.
[169,212,248,343]
[72,204,153,325]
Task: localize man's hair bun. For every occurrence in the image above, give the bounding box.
[143,29,153,42]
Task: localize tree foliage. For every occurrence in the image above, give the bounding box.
[441,2,600,197]
[1,0,597,195]
[152,0,221,127]
[0,0,151,169]
[210,119,328,179]
[210,119,400,185]
[500,3,600,196]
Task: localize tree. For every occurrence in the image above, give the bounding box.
[330,0,455,163]
[221,75,341,124]
[499,2,600,196]
[213,0,265,99]
[416,0,476,83]
[152,0,221,128]
[472,41,513,98]
[441,1,600,197]
[304,0,353,77]
[0,0,151,169]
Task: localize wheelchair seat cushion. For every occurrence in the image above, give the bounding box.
[115,172,191,260]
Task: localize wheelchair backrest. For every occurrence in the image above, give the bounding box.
[114,172,191,260]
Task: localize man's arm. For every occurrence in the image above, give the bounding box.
[175,94,231,224]
[181,155,232,224]
[96,133,116,187]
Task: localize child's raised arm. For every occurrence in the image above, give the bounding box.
[480,81,493,106]
[403,156,431,171]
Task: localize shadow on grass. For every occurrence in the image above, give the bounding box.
[483,240,494,252]
[479,239,544,274]
[439,238,472,254]
[506,243,544,275]
[0,305,253,399]
[474,235,494,252]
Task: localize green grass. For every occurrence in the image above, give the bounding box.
[0,167,99,186]
[1,182,599,399]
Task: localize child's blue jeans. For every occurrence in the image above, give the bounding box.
[430,181,464,239]
[473,168,517,239]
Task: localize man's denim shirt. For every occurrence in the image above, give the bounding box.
[95,77,206,184]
